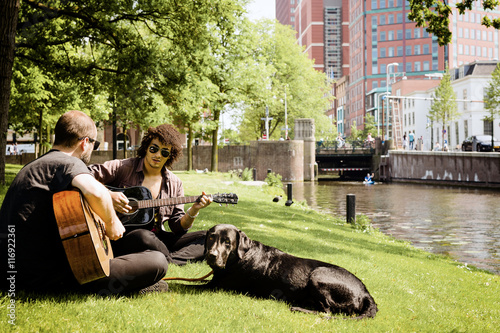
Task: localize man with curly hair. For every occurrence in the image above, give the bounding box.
[90,124,212,270]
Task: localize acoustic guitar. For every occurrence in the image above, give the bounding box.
[106,186,239,228]
[53,190,113,285]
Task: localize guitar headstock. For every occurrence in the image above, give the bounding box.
[212,193,238,205]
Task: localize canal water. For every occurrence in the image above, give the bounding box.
[289,181,500,275]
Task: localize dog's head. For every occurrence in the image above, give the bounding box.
[204,224,251,270]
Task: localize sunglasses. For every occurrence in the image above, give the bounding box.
[148,144,170,158]
[78,137,100,150]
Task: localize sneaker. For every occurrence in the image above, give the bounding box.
[138,280,169,294]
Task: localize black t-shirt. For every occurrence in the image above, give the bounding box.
[0,150,90,291]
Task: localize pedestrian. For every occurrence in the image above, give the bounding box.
[409,131,415,150]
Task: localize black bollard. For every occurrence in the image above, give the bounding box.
[253,168,257,181]
[285,183,293,206]
[346,194,355,224]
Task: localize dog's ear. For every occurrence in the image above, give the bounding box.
[237,230,252,259]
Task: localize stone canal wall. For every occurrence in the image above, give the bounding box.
[382,150,500,188]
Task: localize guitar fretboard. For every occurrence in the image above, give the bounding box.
[131,195,204,209]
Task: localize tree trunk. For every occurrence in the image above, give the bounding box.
[187,126,193,171]
[0,0,20,184]
[211,109,220,172]
[37,108,43,158]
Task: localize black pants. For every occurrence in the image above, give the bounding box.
[112,229,207,266]
[83,231,169,295]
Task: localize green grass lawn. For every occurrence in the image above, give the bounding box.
[1,166,499,332]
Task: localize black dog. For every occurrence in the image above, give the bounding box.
[203,224,378,319]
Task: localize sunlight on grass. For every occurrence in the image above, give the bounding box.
[1,168,499,332]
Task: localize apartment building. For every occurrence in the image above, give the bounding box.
[277,0,500,139]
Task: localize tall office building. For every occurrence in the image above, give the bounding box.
[277,0,500,137]
[276,0,349,125]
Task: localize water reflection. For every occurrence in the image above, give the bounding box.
[290,181,500,275]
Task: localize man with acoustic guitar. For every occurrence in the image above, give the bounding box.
[90,124,212,268]
[0,111,168,294]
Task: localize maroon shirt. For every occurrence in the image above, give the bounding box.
[89,157,187,235]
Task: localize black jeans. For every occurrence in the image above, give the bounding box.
[112,229,207,266]
[84,230,169,295]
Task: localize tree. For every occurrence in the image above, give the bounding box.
[0,0,19,185]
[237,20,334,142]
[484,63,500,148]
[408,0,500,46]
[428,69,459,150]
[2,0,244,179]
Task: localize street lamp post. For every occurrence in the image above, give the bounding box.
[386,62,399,140]
[285,85,288,140]
[378,92,390,138]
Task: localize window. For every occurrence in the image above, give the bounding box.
[380,47,386,57]
[415,62,421,71]
[458,28,463,38]
[414,45,421,55]
[388,30,394,40]
[380,31,386,41]
[423,61,430,71]
[397,46,403,56]
[388,14,394,24]
[415,28,421,38]
[371,0,377,9]
[397,13,403,23]
[406,45,412,55]
[388,47,395,57]
[484,119,493,135]
[406,62,412,72]
[464,119,469,138]
[423,44,430,54]
[381,64,387,74]
[406,29,412,39]
[291,8,295,13]
[465,29,469,39]
[397,30,403,40]
[380,15,386,25]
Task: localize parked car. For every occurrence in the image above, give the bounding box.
[461,135,500,152]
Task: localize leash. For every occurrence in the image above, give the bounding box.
[162,270,213,282]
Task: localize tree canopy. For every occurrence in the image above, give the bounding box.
[408,0,500,46]
[2,0,336,177]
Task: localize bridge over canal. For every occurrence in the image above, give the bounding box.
[315,141,381,180]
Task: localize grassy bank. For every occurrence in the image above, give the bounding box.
[1,166,499,332]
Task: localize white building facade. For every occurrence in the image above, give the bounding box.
[399,61,500,151]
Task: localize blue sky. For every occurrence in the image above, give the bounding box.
[247,0,276,20]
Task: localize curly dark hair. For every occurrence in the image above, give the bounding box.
[137,124,183,170]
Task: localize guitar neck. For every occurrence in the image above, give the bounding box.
[132,195,204,209]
